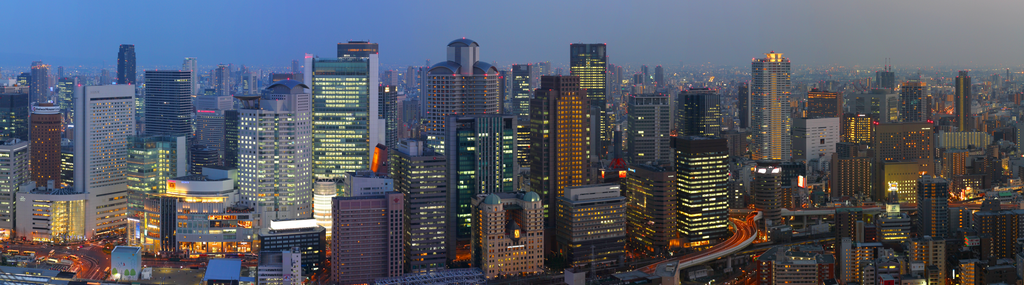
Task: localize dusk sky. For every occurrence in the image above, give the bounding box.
[2,1,1022,69]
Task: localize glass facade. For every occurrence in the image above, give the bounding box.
[312,58,372,178]
[0,94,29,141]
[446,115,516,245]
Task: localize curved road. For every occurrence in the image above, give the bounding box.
[639,212,758,275]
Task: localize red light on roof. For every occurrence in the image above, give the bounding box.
[873,121,880,125]
[927,119,934,124]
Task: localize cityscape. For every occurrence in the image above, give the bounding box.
[0,1,1023,285]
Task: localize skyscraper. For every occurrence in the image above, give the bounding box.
[751,52,791,161]
[74,84,135,238]
[955,71,971,131]
[196,109,227,163]
[143,71,193,138]
[30,61,50,103]
[307,41,381,178]
[380,85,398,152]
[738,83,749,129]
[871,122,934,201]
[805,88,841,118]
[331,192,404,284]
[917,176,949,239]
[237,80,313,228]
[182,57,199,95]
[752,161,783,226]
[555,184,626,267]
[841,113,873,144]
[848,89,899,123]
[31,103,62,187]
[673,136,730,245]
[678,87,722,137]
[627,93,672,166]
[0,140,28,235]
[0,93,29,141]
[511,64,532,117]
[624,164,676,257]
[899,80,928,122]
[223,110,239,168]
[422,39,500,152]
[570,43,608,160]
[876,64,895,91]
[212,64,230,96]
[530,76,591,225]
[654,65,664,87]
[391,140,447,272]
[57,77,76,125]
[117,44,136,85]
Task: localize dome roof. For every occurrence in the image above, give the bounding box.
[266,79,309,90]
[483,193,502,205]
[523,192,541,202]
[448,38,479,47]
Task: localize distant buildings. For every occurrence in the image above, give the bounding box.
[841,113,873,144]
[627,93,672,166]
[423,39,500,153]
[117,44,136,85]
[512,64,532,117]
[472,192,544,279]
[847,89,899,123]
[805,88,841,118]
[899,80,928,122]
[331,192,404,284]
[555,183,626,268]
[750,52,791,161]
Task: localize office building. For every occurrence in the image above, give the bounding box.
[674,136,730,243]
[151,169,254,254]
[61,142,72,186]
[876,64,895,90]
[876,204,910,243]
[0,93,29,141]
[57,77,76,125]
[74,84,135,238]
[223,110,239,168]
[211,64,230,96]
[530,76,592,225]
[471,192,544,279]
[391,140,447,272]
[126,136,188,196]
[847,89,899,123]
[835,208,863,243]
[738,83,749,129]
[331,192,404,284]
[750,52,791,161]
[117,45,136,85]
[917,176,949,239]
[338,171,394,197]
[30,61,50,103]
[256,248,302,285]
[792,117,839,171]
[829,155,871,200]
[182,57,198,95]
[144,71,193,138]
[422,39,500,152]
[516,119,530,168]
[0,140,28,237]
[380,85,398,152]
[512,64,532,117]
[570,44,608,160]
[842,113,873,143]
[806,88,841,118]
[189,145,219,175]
[753,161,783,226]
[899,81,928,122]
[937,131,991,150]
[627,93,672,166]
[756,245,835,285]
[237,80,313,228]
[258,219,326,274]
[955,71,971,131]
[882,161,920,203]
[196,95,233,111]
[195,109,228,163]
[555,183,626,268]
[624,164,676,257]
[872,122,934,201]
[31,103,61,187]
[15,182,87,242]
[676,88,721,138]
[445,115,516,255]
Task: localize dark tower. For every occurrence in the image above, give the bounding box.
[955,71,971,131]
[117,44,136,85]
[738,83,749,129]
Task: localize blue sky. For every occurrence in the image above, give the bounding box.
[1,0,1021,69]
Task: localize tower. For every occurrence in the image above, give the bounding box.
[899,80,928,122]
[674,136,730,245]
[30,61,50,103]
[74,84,135,238]
[678,87,722,137]
[512,64,532,117]
[738,83,749,129]
[182,57,199,95]
[627,93,672,166]
[750,52,792,161]
[955,71,971,131]
[31,103,62,187]
[530,75,591,226]
[117,44,136,85]
[570,43,608,160]
[144,70,194,139]
[422,39,500,153]
[753,161,783,226]
[392,140,447,272]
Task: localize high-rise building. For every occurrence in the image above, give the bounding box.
[792,117,839,171]
[917,176,949,239]
[624,164,676,257]
[899,80,928,122]
[257,219,326,275]
[555,183,626,267]
[678,88,722,137]
[471,192,544,279]
[829,154,871,200]
[570,43,608,160]
[30,103,62,187]
[955,71,972,131]
[182,57,198,95]
[211,64,230,96]
[752,161,783,226]
[834,208,863,243]
[756,245,835,285]
[423,39,500,152]
[223,110,239,168]
[512,64,532,117]
[848,89,899,123]
[195,109,228,163]
[237,80,313,228]
[530,76,591,225]
[654,65,664,87]
[189,145,218,175]
[805,88,841,118]
[750,52,791,161]
[841,113,873,143]
[331,192,404,284]
[871,122,934,201]
[875,203,910,243]
[738,83,749,129]
[73,84,135,238]
[61,142,73,186]
[144,71,193,138]
[973,204,1019,259]
[906,236,946,285]
[391,140,447,272]
[125,135,188,247]
[674,136,730,243]
[57,77,76,125]
[0,92,29,141]
[30,61,50,103]
[445,115,516,257]
[117,44,136,85]
[876,65,895,91]
[196,95,233,111]
[380,85,398,152]
[516,118,530,168]
[627,93,672,166]
[936,131,991,150]
[0,140,28,237]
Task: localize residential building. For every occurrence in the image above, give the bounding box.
[905,235,946,285]
[917,176,949,239]
[750,52,791,161]
[756,245,835,285]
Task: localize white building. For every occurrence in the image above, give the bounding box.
[257,248,302,285]
[74,84,134,238]
[237,80,312,229]
[0,139,28,238]
[165,167,255,255]
[16,182,88,242]
[196,95,234,111]
[792,117,840,174]
[340,171,394,197]
[751,52,792,161]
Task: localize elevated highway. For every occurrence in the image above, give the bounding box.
[632,211,761,284]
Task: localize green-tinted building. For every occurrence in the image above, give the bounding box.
[570,43,608,160]
[126,135,188,247]
[0,93,28,141]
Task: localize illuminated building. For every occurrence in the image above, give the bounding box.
[60,142,72,186]
[842,113,873,143]
[392,140,447,272]
[627,93,672,166]
[124,135,192,247]
[331,192,404,284]
[306,41,381,178]
[848,89,899,123]
[30,61,49,103]
[445,115,517,259]
[143,70,193,139]
[871,122,934,202]
[0,140,28,238]
[882,161,920,203]
[955,71,972,131]
[422,39,500,153]
[74,84,135,238]
[875,204,910,243]
[937,131,991,150]
[223,110,239,168]
[755,245,834,285]
[835,208,863,243]
[530,76,592,226]
[752,161,783,226]
[570,43,608,160]
[555,183,626,268]
[941,149,968,181]
[678,88,721,137]
[30,103,61,187]
[906,235,946,284]
[750,52,791,161]
[512,64,532,117]
[738,83,749,129]
[15,182,87,242]
[258,219,326,274]
[163,169,255,255]
[792,117,839,172]
[917,176,949,239]
[0,92,29,141]
[973,203,1020,259]
[624,164,676,257]
[380,85,398,152]
[313,179,336,239]
[805,88,841,118]
[899,80,928,122]
[117,44,136,85]
[237,80,313,228]
[57,77,76,125]
[674,136,729,242]
[471,192,544,279]
[838,238,883,284]
[516,118,530,168]
[257,248,302,285]
[829,154,870,200]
